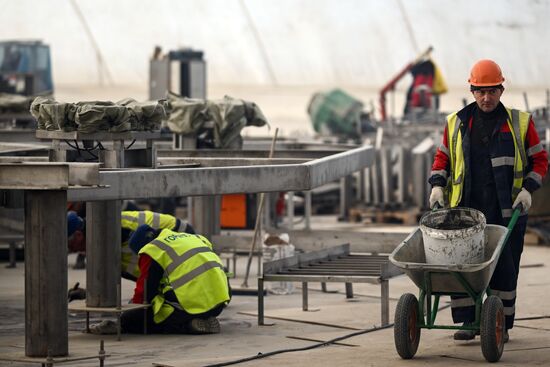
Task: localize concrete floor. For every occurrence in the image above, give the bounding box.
[0,221,549,366]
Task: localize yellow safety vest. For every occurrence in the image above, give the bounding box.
[139,229,230,324]
[120,211,184,279]
[446,108,529,207]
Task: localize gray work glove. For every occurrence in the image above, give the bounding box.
[429,186,445,209]
[512,188,531,213]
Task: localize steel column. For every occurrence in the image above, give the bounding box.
[24,190,68,357]
[86,200,121,307]
[381,279,389,326]
[87,143,122,307]
[302,282,308,311]
[345,283,354,298]
[339,175,352,221]
[304,191,312,230]
[258,277,264,325]
[190,195,221,240]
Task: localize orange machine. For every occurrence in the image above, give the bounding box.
[220,194,248,228]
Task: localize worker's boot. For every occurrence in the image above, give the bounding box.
[73,253,86,269]
[453,322,479,340]
[188,317,220,334]
[503,330,509,343]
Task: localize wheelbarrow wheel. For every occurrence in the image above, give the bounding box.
[394,293,421,359]
[481,295,505,362]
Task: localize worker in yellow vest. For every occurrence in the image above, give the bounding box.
[67,210,195,280]
[120,211,195,280]
[429,59,548,342]
[117,224,231,334]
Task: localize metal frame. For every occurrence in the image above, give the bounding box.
[0,144,374,357]
[66,146,374,201]
[258,244,401,327]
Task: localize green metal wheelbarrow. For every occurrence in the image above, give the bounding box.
[389,207,521,363]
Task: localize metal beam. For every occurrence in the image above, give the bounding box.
[158,157,310,167]
[0,156,49,163]
[157,149,346,159]
[212,228,407,255]
[68,146,374,201]
[0,162,100,189]
[35,130,162,141]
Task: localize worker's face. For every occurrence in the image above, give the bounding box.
[472,87,504,113]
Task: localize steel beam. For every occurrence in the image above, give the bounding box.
[0,163,100,189]
[67,146,374,201]
[36,130,161,141]
[158,157,310,167]
[157,149,346,159]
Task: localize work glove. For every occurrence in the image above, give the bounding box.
[68,282,86,302]
[429,186,445,209]
[512,188,531,214]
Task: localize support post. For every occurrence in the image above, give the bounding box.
[86,200,121,307]
[339,175,352,221]
[345,282,354,299]
[381,279,389,326]
[287,191,294,230]
[189,195,221,240]
[258,277,264,325]
[302,282,308,311]
[304,191,312,230]
[25,190,68,357]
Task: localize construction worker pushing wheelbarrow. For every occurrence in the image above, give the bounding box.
[390,59,548,363]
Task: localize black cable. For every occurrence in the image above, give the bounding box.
[515,315,550,321]
[125,139,136,150]
[85,150,98,160]
[63,139,101,152]
[202,323,393,367]
[64,139,79,150]
[203,302,452,367]
[63,139,99,160]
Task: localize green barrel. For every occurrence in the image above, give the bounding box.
[307,88,363,138]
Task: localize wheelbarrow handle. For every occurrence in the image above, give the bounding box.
[496,204,523,259]
[507,203,523,231]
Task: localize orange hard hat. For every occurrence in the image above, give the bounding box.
[468,59,505,87]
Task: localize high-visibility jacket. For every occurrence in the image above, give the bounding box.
[121,211,190,279]
[429,102,548,220]
[139,229,230,324]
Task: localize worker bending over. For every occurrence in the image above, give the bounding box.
[67,210,195,279]
[118,224,231,334]
[428,59,548,342]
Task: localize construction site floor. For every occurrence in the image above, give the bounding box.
[0,228,549,366]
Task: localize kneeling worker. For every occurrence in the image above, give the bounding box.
[119,224,231,334]
[67,210,195,279]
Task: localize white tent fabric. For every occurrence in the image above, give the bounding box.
[1,0,549,88]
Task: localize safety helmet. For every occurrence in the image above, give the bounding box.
[468,59,505,87]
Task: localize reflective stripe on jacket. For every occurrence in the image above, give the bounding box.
[121,211,189,279]
[446,107,528,216]
[139,229,230,324]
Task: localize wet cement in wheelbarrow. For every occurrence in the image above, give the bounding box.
[427,215,478,230]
